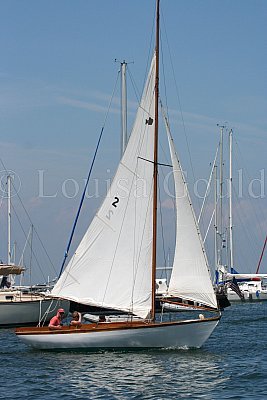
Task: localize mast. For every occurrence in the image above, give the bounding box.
[214,164,218,277]
[229,129,234,272]
[7,174,12,265]
[216,124,225,268]
[121,60,128,156]
[219,126,224,267]
[151,0,159,320]
[151,0,160,321]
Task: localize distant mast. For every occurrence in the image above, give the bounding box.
[219,125,224,267]
[229,129,234,272]
[151,0,160,320]
[216,124,226,269]
[214,164,218,273]
[121,60,128,156]
[115,58,130,156]
[7,174,12,265]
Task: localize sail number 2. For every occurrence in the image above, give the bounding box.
[106,197,120,220]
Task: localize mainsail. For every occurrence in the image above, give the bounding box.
[52,56,156,319]
[165,121,218,309]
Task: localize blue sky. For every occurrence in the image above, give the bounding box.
[0,0,266,283]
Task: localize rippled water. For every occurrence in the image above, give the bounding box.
[1,302,267,399]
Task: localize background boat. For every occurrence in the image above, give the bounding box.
[0,174,69,327]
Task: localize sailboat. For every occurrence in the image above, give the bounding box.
[0,174,69,327]
[214,128,267,302]
[16,0,220,350]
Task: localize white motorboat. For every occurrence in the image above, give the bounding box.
[226,274,267,302]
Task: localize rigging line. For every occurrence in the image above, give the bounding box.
[30,226,55,274]
[127,66,141,104]
[0,157,57,274]
[198,145,219,224]
[161,10,202,220]
[233,139,265,238]
[138,156,172,168]
[10,203,48,282]
[127,65,156,119]
[232,142,264,252]
[158,100,180,219]
[159,16,170,127]
[233,193,258,258]
[234,141,264,232]
[125,55,157,123]
[16,194,56,273]
[18,228,31,267]
[59,70,120,278]
[127,64,157,118]
[256,234,267,274]
[127,66,156,117]
[56,252,77,291]
[15,192,56,274]
[158,98,176,166]
[59,127,104,278]
[203,208,216,244]
[142,1,156,93]
[232,184,259,265]
[103,69,121,127]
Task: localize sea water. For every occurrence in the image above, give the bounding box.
[1,302,266,399]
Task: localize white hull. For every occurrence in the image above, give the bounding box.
[0,293,69,327]
[227,290,267,302]
[162,303,200,311]
[17,317,220,350]
[227,280,267,302]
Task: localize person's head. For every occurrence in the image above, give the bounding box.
[57,308,65,318]
[72,311,79,320]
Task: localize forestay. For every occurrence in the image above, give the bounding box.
[166,123,218,309]
[52,56,156,319]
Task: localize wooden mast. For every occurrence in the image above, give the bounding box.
[151,0,160,321]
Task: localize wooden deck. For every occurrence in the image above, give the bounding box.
[16,315,221,336]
